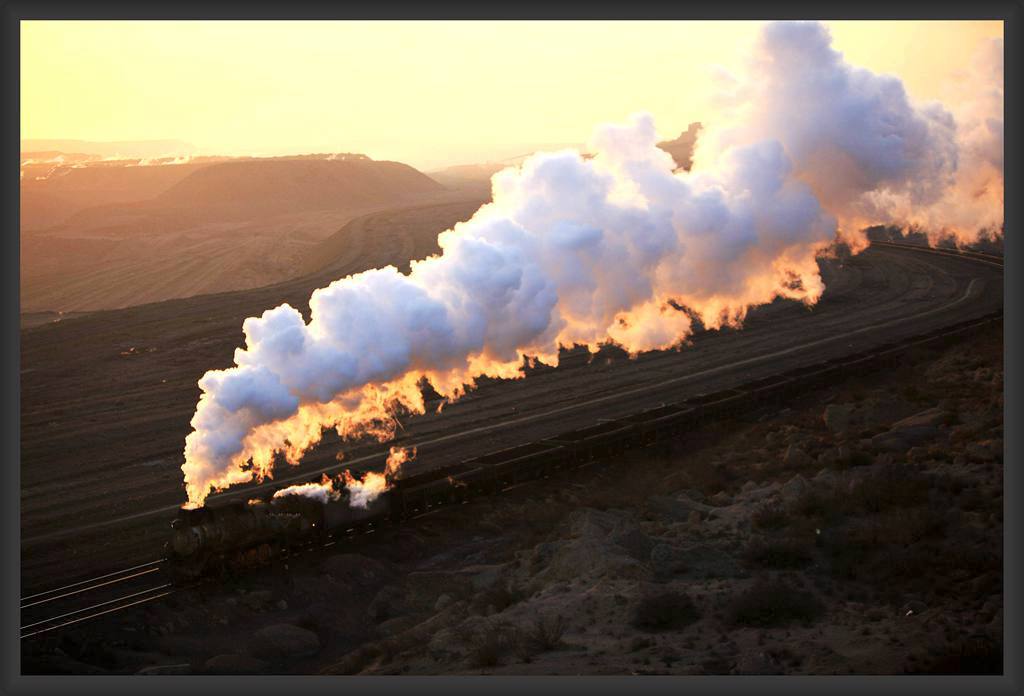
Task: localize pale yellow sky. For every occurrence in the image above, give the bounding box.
[21,20,1003,170]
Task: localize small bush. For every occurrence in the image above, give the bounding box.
[507,614,567,661]
[743,536,815,569]
[470,585,521,616]
[910,635,1003,674]
[467,624,504,668]
[632,591,700,631]
[725,580,824,627]
[751,503,790,531]
[528,614,567,651]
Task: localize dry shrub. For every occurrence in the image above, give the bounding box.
[910,635,1003,675]
[527,614,567,651]
[725,580,823,627]
[467,623,504,668]
[631,591,700,631]
[751,503,790,531]
[470,584,522,616]
[743,535,815,569]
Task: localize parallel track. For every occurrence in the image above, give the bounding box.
[20,241,1003,640]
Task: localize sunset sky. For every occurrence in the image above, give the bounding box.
[21,20,1003,170]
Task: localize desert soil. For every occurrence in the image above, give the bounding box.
[21,318,1003,675]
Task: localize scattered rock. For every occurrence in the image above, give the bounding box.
[966,440,1000,462]
[241,590,274,610]
[368,585,407,621]
[136,663,192,675]
[611,527,655,561]
[427,627,466,662]
[892,407,949,430]
[321,554,398,588]
[650,543,687,577]
[823,404,854,436]
[646,494,713,521]
[871,424,938,452]
[733,651,783,675]
[402,571,472,614]
[250,624,321,660]
[813,468,840,487]
[783,444,813,468]
[900,601,928,617]
[435,594,454,612]
[780,474,810,502]
[204,654,269,674]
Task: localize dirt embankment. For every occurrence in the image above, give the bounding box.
[23,318,1003,676]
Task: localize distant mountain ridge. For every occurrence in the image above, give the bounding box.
[21,139,198,159]
[656,122,702,171]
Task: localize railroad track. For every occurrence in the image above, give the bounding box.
[20,241,1003,642]
[20,559,172,639]
[870,240,1004,268]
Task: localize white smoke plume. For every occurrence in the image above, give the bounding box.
[341,446,413,509]
[180,21,1001,507]
[693,21,1002,248]
[258,446,413,508]
[271,474,340,505]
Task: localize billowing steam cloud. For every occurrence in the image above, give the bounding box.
[269,446,413,508]
[694,21,1003,248]
[180,21,1002,507]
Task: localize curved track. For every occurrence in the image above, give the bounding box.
[20,213,1003,601]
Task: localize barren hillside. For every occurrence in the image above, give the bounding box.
[20,156,458,313]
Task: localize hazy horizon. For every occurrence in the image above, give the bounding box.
[21,20,1002,171]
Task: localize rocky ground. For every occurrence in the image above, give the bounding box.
[22,321,1003,675]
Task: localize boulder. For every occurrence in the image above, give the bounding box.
[823,404,854,436]
[427,626,466,662]
[647,493,714,520]
[517,509,646,583]
[649,543,688,577]
[455,564,507,592]
[250,624,320,660]
[321,554,397,588]
[780,474,810,502]
[892,407,949,430]
[204,654,269,674]
[871,425,938,452]
[367,585,407,621]
[650,541,742,580]
[966,440,1000,462]
[710,491,731,506]
[783,445,813,468]
[813,468,839,486]
[611,527,655,561]
[403,571,472,613]
[241,589,274,610]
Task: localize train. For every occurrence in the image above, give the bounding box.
[164,310,1001,585]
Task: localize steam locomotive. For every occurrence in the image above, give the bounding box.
[164,309,998,585]
[163,384,759,584]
